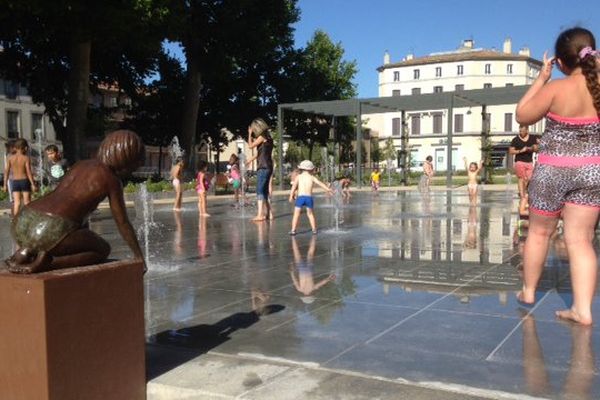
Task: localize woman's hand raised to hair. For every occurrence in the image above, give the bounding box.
[538,51,555,83]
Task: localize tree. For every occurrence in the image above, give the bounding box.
[122,50,185,172]
[284,30,357,153]
[382,137,396,165]
[164,0,300,165]
[0,0,166,161]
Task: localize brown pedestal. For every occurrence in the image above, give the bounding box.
[0,260,145,400]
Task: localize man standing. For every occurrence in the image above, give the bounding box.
[509,124,538,199]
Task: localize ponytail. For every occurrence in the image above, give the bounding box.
[580,54,600,115]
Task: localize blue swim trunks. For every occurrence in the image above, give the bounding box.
[295,195,314,209]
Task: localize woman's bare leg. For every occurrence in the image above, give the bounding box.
[518,212,559,304]
[253,199,265,221]
[556,204,598,325]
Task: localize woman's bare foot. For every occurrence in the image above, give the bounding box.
[556,308,593,325]
[516,289,535,305]
[252,216,266,222]
[200,213,211,217]
[173,208,182,211]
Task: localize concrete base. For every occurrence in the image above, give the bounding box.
[0,260,145,400]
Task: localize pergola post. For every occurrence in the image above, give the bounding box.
[355,100,362,187]
[446,94,454,188]
[277,105,284,190]
[480,105,489,184]
[401,110,408,186]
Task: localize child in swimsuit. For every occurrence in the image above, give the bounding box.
[170,157,184,211]
[196,160,210,217]
[463,157,483,204]
[288,160,333,235]
[3,138,37,216]
[370,168,381,192]
[227,154,242,206]
[515,27,600,325]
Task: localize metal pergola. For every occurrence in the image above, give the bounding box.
[276,85,530,188]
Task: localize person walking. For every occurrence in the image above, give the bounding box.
[509,124,538,199]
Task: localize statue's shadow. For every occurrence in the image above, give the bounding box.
[146,304,285,380]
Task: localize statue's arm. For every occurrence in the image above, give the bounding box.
[108,179,144,261]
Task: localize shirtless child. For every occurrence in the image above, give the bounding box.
[4,130,145,274]
[288,160,333,235]
[463,157,483,204]
[3,138,37,216]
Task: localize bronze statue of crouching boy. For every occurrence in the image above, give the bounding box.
[5,130,145,274]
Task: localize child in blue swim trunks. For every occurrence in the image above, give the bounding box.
[288,160,333,235]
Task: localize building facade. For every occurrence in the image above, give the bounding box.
[0,79,59,173]
[367,38,543,171]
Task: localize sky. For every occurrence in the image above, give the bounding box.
[166,0,599,98]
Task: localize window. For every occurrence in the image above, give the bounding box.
[4,81,18,100]
[392,118,401,136]
[413,69,420,79]
[454,114,464,133]
[392,89,401,96]
[457,65,464,75]
[454,84,464,91]
[433,86,443,93]
[393,71,400,81]
[484,63,491,74]
[483,83,492,89]
[507,64,513,74]
[31,113,44,140]
[411,114,421,135]
[505,83,514,87]
[411,88,421,95]
[435,67,442,77]
[6,111,20,139]
[109,96,117,107]
[504,113,513,132]
[433,113,443,134]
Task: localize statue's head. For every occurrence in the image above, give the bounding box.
[97,130,145,177]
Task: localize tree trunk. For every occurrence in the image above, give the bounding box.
[181,51,202,169]
[158,145,163,178]
[65,39,91,162]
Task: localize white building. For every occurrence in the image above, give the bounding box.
[1,79,59,171]
[367,38,543,171]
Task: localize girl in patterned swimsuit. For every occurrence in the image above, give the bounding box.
[516,27,600,325]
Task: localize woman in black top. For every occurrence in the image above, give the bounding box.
[246,118,274,221]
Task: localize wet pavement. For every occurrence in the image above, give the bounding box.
[1,188,599,399]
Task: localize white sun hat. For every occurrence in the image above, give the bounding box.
[298,160,315,171]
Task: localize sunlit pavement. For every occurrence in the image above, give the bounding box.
[2,188,598,399]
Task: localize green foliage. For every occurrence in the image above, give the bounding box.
[370,137,381,164]
[0,0,167,160]
[283,30,357,149]
[382,137,396,162]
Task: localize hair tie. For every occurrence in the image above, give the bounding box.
[579,46,599,59]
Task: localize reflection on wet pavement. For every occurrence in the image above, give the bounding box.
[2,189,598,398]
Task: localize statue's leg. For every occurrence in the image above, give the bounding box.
[5,251,53,274]
[48,228,111,270]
